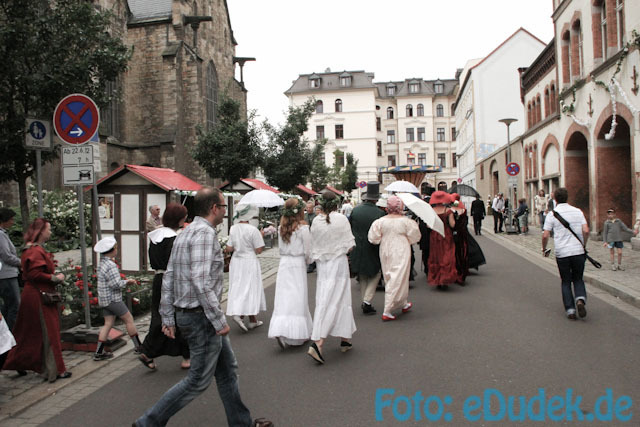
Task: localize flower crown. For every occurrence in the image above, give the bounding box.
[281,198,305,217]
[318,194,341,211]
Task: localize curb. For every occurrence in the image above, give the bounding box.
[480,224,640,310]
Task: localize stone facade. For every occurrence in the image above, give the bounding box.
[0,0,247,205]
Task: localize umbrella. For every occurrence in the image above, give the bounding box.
[237,189,284,208]
[447,184,480,198]
[386,180,420,193]
[396,192,445,238]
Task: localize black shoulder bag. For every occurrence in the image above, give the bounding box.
[552,210,601,269]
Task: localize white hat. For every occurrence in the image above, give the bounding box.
[376,195,388,208]
[93,236,117,254]
[233,204,259,223]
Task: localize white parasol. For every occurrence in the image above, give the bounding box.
[386,180,420,193]
[396,192,445,238]
[237,189,284,208]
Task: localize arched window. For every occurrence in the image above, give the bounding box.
[316,100,323,113]
[550,83,556,114]
[527,102,532,128]
[536,95,542,124]
[544,89,550,118]
[205,61,219,131]
[531,100,536,125]
[406,104,413,117]
[387,107,394,119]
[335,99,342,113]
[436,104,444,117]
[417,104,424,116]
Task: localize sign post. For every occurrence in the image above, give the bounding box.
[25,119,52,217]
[54,94,100,328]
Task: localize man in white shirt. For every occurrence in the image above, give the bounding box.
[491,193,505,233]
[542,187,589,320]
[340,198,353,218]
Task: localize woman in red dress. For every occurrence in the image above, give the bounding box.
[427,191,458,289]
[3,218,71,382]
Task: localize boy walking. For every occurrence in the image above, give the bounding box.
[602,208,638,271]
[93,237,142,360]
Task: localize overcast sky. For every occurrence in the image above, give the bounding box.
[227,0,555,126]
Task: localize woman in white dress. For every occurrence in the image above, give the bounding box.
[307,191,356,364]
[225,204,266,332]
[268,198,313,348]
[368,195,421,321]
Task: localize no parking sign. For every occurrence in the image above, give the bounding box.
[53,94,100,145]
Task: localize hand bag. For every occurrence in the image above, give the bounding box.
[40,291,63,305]
[552,210,602,269]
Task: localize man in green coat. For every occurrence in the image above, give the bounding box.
[349,182,384,315]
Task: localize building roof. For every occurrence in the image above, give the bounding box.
[295,184,318,196]
[375,78,457,98]
[240,179,280,193]
[285,70,376,95]
[127,0,172,22]
[94,164,203,192]
[324,185,344,196]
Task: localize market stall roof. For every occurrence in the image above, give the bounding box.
[378,165,442,174]
[296,184,318,196]
[220,178,280,193]
[324,185,344,196]
[92,164,202,192]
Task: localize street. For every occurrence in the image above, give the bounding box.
[41,236,640,426]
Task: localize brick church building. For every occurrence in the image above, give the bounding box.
[1,0,249,204]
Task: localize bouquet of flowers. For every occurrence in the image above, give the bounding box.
[262,225,277,237]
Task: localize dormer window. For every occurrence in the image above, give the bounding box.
[434,81,444,94]
[339,72,352,87]
[409,82,419,93]
[309,74,321,88]
[386,84,396,96]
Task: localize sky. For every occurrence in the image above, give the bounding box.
[227,0,555,127]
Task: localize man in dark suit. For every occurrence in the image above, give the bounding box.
[470,195,486,235]
[349,182,385,315]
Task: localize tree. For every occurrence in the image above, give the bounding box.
[261,99,315,192]
[308,139,330,192]
[0,0,130,229]
[340,152,359,192]
[193,95,262,185]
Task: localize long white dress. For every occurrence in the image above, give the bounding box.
[226,223,266,316]
[310,212,357,341]
[268,225,313,345]
[368,216,421,314]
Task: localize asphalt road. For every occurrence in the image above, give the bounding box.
[44,236,640,427]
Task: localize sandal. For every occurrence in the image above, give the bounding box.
[138,354,156,371]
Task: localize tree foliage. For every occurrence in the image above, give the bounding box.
[308,138,330,192]
[340,152,359,192]
[261,99,316,192]
[193,95,262,185]
[0,0,131,228]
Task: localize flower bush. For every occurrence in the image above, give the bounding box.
[58,258,153,328]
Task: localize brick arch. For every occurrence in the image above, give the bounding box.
[593,102,635,233]
[563,122,590,150]
[563,125,590,224]
[570,10,582,28]
[541,134,560,177]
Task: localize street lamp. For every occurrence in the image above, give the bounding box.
[499,118,517,233]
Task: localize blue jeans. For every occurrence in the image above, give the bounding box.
[136,311,252,427]
[0,277,20,330]
[556,255,586,313]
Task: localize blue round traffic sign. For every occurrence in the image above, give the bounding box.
[53,94,99,145]
[28,121,46,140]
[506,162,520,176]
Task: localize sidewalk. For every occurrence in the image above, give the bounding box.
[0,247,281,423]
[480,215,640,309]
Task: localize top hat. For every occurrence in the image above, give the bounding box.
[429,191,451,206]
[362,181,381,201]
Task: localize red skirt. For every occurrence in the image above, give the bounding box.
[427,216,458,286]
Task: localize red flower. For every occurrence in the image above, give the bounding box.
[76,272,83,278]
[90,297,98,306]
[88,291,93,298]
[75,266,82,271]
[91,274,97,279]
[136,280,141,285]
[75,280,83,287]
[120,273,126,279]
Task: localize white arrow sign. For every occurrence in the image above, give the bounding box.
[70,128,84,137]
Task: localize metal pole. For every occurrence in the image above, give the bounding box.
[78,187,91,328]
[507,124,512,227]
[36,149,43,217]
[92,185,102,240]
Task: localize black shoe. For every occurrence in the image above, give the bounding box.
[576,300,587,318]
[276,336,288,349]
[307,342,324,364]
[253,418,274,427]
[362,302,377,315]
[17,370,27,376]
[567,313,577,320]
[340,341,353,353]
[57,371,72,379]
[93,351,114,361]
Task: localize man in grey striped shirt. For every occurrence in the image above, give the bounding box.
[135,187,272,427]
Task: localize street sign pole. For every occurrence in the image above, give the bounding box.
[35,150,44,217]
[77,186,91,328]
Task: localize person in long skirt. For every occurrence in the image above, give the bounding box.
[368,195,421,321]
[225,204,266,332]
[427,191,458,289]
[268,198,313,348]
[307,191,356,364]
[450,193,470,285]
[138,203,190,370]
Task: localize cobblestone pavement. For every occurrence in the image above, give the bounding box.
[480,215,640,308]
[0,247,281,423]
